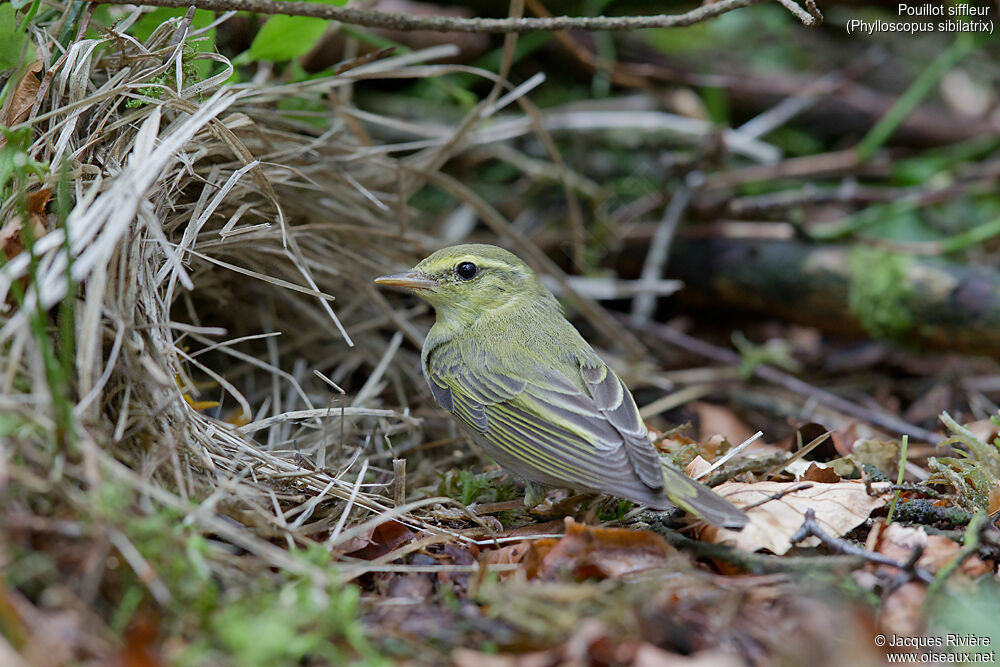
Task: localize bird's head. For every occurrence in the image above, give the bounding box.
[375,244,552,323]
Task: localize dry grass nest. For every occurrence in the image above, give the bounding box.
[1,7,576,616]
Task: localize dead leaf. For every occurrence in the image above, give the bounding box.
[701,480,890,555]
[801,462,841,483]
[968,419,1000,447]
[989,484,1000,516]
[789,422,839,461]
[650,429,699,453]
[455,623,741,667]
[1,187,50,262]
[830,422,859,457]
[524,517,676,580]
[685,455,712,479]
[851,439,900,478]
[480,541,531,577]
[341,520,415,560]
[119,615,164,667]
[865,520,990,578]
[1,61,43,129]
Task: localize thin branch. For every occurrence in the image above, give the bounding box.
[623,316,944,444]
[791,509,934,584]
[775,0,823,26]
[94,0,820,32]
[743,482,814,511]
[631,171,701,324]
[649,517,867,575]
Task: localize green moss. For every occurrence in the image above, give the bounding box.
[597,498,634,522]
[927,412,1000,512]
[847,247,915,341]
[892,498,972,526]
[57,482,385,666]
[438,469,517,506]
[126,46,203,108]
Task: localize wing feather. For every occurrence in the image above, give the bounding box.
[428,376,453,412]
[424,337,664,498]
[484,403,614,487]
[578,358,664,492]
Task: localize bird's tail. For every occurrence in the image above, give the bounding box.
[662,464,748,529]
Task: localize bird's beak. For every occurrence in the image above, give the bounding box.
[374,270,438,291]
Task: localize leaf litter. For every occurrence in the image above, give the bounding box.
[701,480,891,555]
[1,4,998,666]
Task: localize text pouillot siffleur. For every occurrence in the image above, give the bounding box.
[897,3,990,16]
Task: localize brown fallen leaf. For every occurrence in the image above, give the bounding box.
[865,519,991,578]
[340,520,416,560]
[784,422,839,462]
[968,418,1000,447]
[650,429,699,454]
[480,541,532,578]
[385,571,434,600]
[801,462,841,483]
[684,455,712,479]
[989,484,1000,516]
[701,480,890,555]
[903,384,953,424]
[1,187,50,263]
[0,61,43,133]
[118,615,164,667]
[524,517,676,580]
[850,439,900,478]
[830,422,859,458]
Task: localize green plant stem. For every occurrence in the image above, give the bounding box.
[939,216,1000,253]
[57,165,77,398]
[22,220,77,448]
[17,0,43,31]
[857,34,977,161]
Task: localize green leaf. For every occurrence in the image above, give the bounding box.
[0,4,31,70]
[244,0,348,63]
[246,14,329,62]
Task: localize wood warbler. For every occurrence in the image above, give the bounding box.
[376,244,747,528]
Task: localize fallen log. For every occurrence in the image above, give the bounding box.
[667,237,1000,356]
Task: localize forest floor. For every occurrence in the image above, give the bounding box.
[2,1,1000,665]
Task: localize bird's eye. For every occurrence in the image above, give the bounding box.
[455,261,479,280]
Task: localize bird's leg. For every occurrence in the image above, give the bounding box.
[523,481,547,508]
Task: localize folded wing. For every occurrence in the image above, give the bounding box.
[424,338,665,500]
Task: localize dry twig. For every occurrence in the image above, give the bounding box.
[94,0,823,32]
